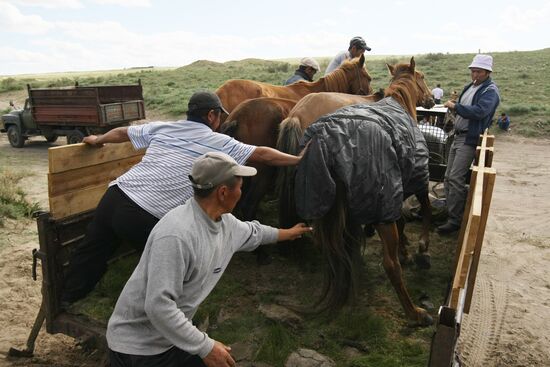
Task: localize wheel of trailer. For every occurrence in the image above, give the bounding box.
[7,125,25,148]
[44,133,58,143]
[66,130,85,144]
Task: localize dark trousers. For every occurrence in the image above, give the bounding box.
[109,347,206,367]
[62,185,159,303]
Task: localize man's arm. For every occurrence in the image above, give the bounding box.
[82,126,130,146]
[278,223,313,241]
[248,146,301,166]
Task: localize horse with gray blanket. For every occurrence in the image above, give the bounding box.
[294,58,435,325]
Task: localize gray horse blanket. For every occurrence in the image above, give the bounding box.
[295,97,428,224]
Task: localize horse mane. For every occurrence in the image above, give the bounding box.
[384,64,419,119]
[322,67,350,93]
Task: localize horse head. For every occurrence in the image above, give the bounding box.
[341,54,373,95]
[386,57,435,115]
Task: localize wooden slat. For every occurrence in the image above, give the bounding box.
[464,170,496,313]
[49,184,109,220]
[48,155,143,197]
[48,142,144,173]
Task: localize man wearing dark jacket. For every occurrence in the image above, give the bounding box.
[437,54,500,234]
[284,57,320,85]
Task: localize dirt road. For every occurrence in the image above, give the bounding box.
[0,133,549,366]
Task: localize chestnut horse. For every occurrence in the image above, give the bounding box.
[277,90,433,268]
[215,54,372,121]
[292,58,435,325]
[220,97,297,221]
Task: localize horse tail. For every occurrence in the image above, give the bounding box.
[313,182,364,312]
[276,116,303,227]
[220,119,238,137]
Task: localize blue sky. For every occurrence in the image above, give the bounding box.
[1,0,549,75]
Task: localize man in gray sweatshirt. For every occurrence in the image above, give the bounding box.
[107,152,312,367]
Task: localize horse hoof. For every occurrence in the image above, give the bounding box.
[409,308,433,327]
[414,252,431,269]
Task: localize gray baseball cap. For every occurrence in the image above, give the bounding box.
[187,91,229,114]
[189,152,257,189]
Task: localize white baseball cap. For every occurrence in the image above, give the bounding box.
[300,57,320,71]
[469,54,493,72]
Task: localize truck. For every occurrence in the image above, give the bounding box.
[1,81,145,148]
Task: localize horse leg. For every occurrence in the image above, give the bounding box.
[414,191,432,269]
[375,222,433,326]
[396,217,413,265]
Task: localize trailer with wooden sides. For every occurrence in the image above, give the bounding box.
[8,142,144,363]
[0,81,145,148]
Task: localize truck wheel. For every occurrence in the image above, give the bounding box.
[44,134,58,143]
[66,130,85,144]
[7,125,25,148]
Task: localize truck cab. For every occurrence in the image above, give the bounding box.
[1,99,36,147]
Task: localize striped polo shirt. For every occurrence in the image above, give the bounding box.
[111,120,256,219]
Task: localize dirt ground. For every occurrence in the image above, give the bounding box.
[0,133,549,366]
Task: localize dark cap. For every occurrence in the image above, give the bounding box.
[187,91,229,115]
[349,36,371,52]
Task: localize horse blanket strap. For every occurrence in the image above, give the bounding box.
[295,97,427,224]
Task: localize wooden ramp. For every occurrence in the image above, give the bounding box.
[47,142,144,220]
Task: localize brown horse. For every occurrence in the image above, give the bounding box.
[220,97,297,220]
[291,57,435,325]
[277,90,433,268]
[215,54,372,120]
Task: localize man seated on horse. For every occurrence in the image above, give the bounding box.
[324,36,371,75]
[284,57,321,85]
[107,152,312,367]
[61,91,305,306]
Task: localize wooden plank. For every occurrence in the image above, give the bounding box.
[49,184,108,220]
[48,155,142,197]
[464,170,496,313]
[49,142,144,173]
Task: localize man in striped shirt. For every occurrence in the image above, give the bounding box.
[61,91,302,305]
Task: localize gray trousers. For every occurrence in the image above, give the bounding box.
[444,135,476,226]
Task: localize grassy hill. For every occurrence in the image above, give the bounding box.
[1,48,549,137]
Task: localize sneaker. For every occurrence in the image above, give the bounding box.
[437,222,460,235]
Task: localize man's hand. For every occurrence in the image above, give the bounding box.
[82,135,103,146]
[203,341,235,367]
[278,223,313,242]
[444,100,456,110]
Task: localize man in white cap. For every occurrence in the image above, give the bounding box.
[324,36,371,76]
[107,152,312,367]
[284,57,321,85]
[437,54,500,234]
[61,90,304,305]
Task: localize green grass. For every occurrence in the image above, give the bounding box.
[3,48,549,137]
[0,169,41,227]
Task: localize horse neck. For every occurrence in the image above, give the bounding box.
[321,69,351,93]
[384,77,418,120]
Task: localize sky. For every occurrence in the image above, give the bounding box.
[1,0,549,76]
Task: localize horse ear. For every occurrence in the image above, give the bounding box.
[409,57,415,72]
[359,54,365,67]
[387,63,395,76]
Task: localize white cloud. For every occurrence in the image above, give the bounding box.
[0,1,53,34]
[499,3,550,32]
[11,0,83,8]
[92,0,151,7]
